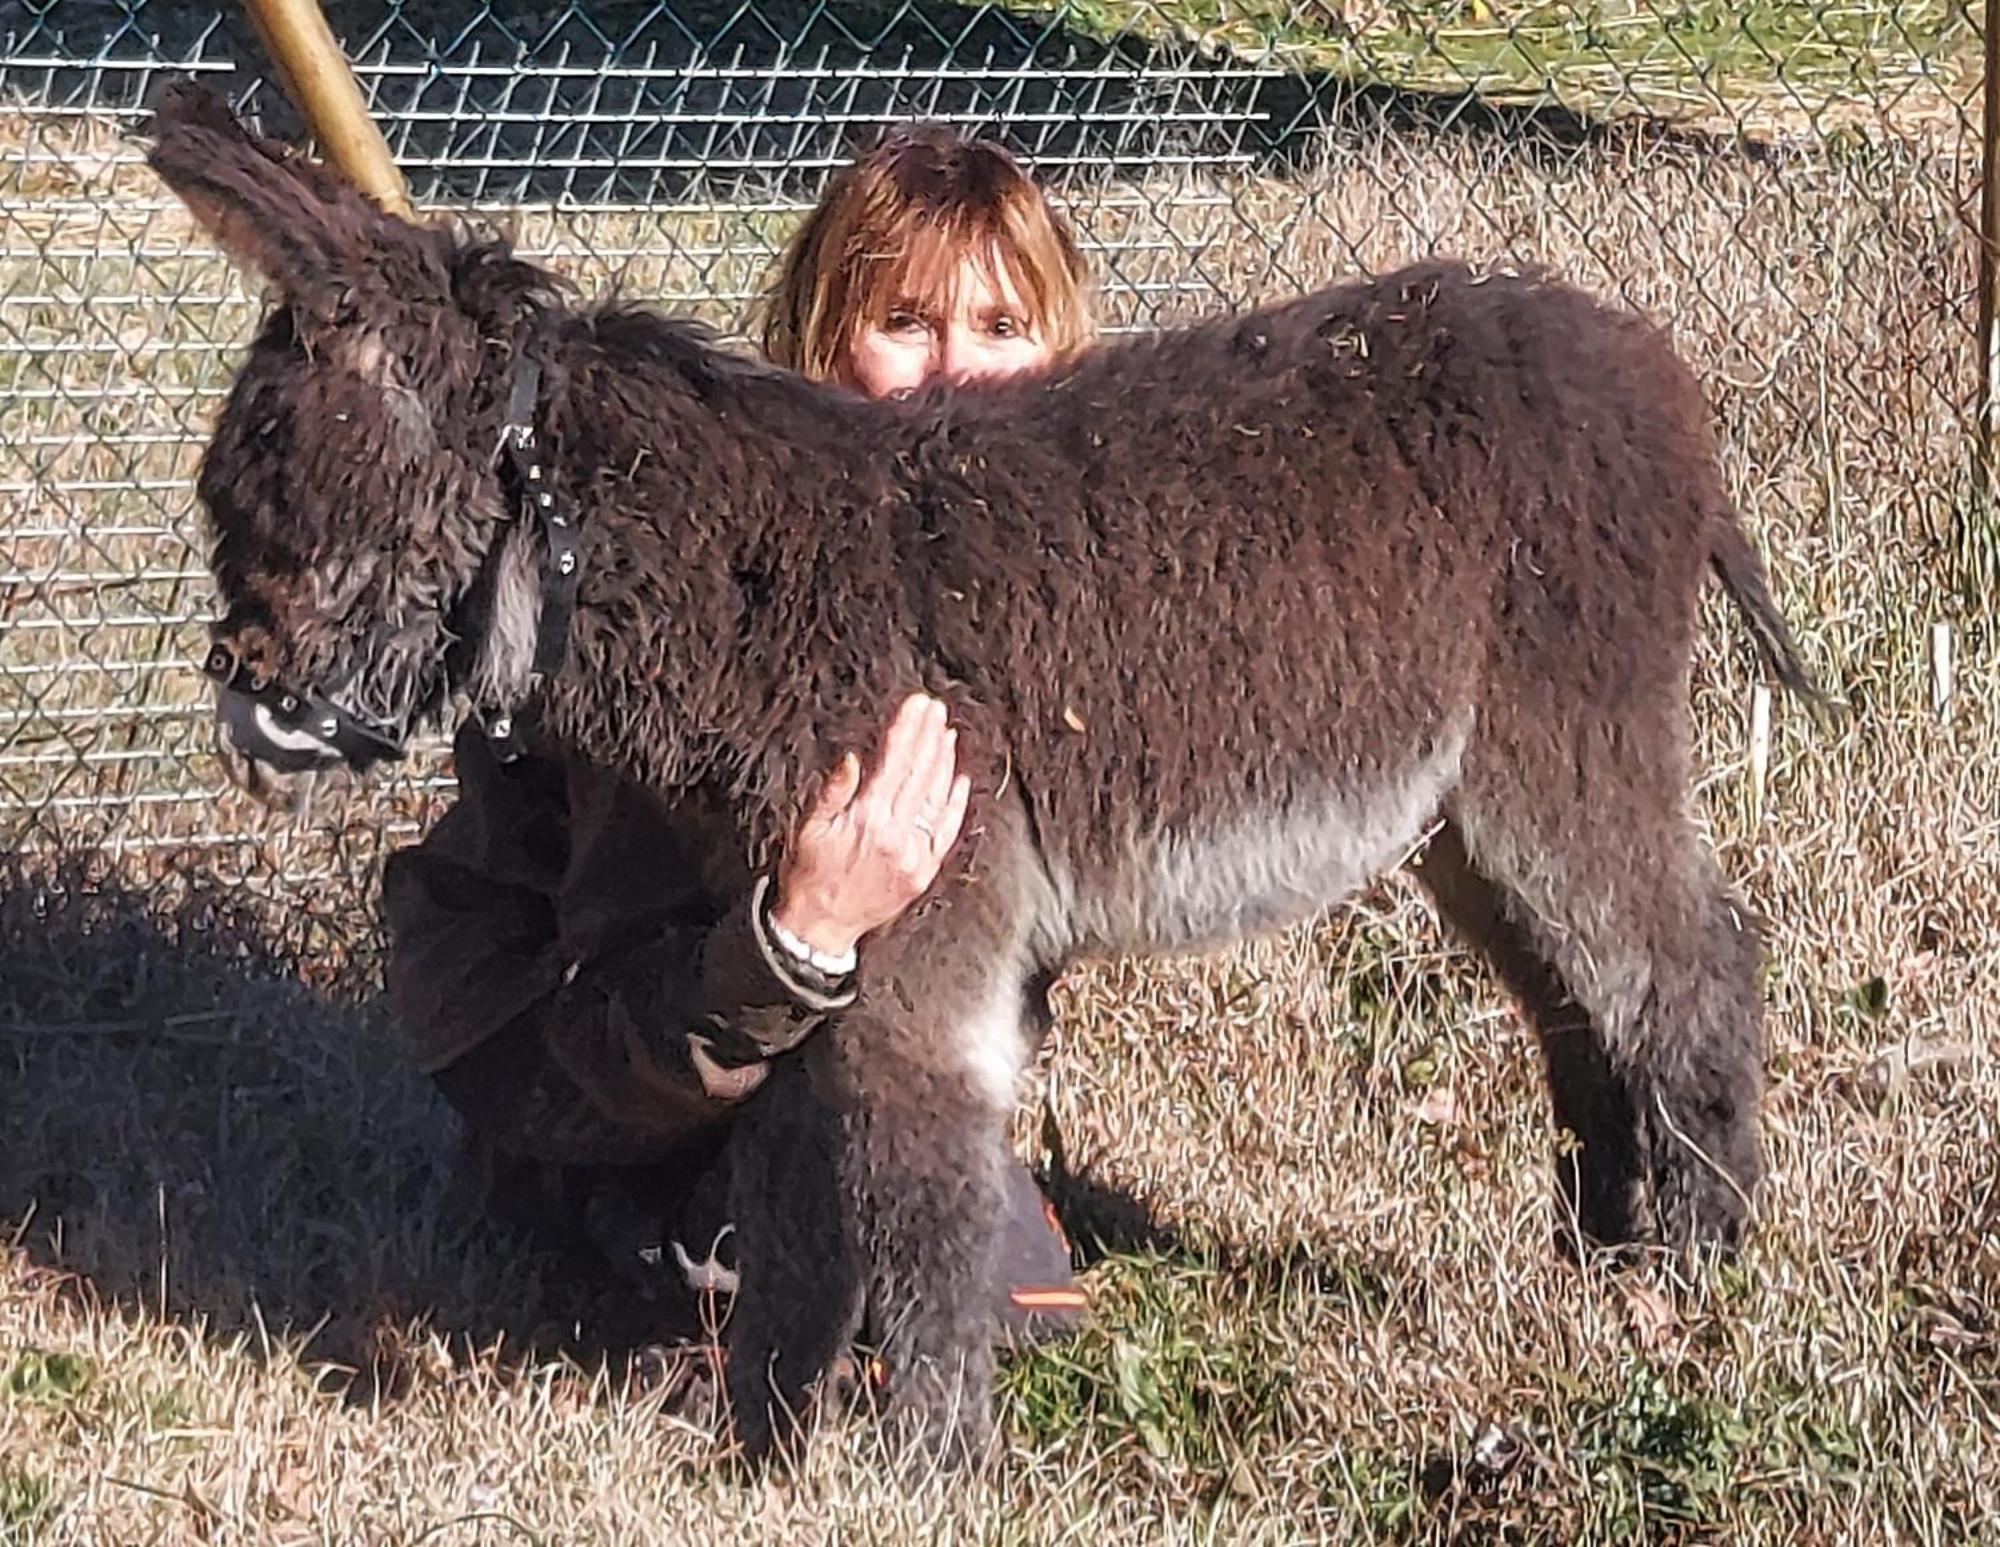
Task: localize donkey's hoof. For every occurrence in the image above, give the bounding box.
[1553,1155,1645,1263]
[1652,1166,1754,1262]
[724,1360,814,1477]
[878,1361,995,1480]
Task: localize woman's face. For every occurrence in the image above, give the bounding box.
[840,249,1054,399]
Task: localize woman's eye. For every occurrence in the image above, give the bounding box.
[989,313,1022,338]
[885,310,928,336]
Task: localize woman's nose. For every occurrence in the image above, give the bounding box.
[937,325,981,382]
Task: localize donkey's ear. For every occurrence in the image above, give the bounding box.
[146,78,409,308]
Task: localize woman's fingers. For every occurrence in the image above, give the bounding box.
[898,713,958,828]
[906,728,958,836]
[861,693,955,825]
[806,750,862,825]
[793,691,965,886]
[884,695,951,819]
[858,694,926,815]
[928,772,972,856]
[774,698,977,954]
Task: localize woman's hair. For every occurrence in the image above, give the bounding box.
[760,123,1093,381]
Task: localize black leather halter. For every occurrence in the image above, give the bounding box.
[478,353,583,763]
[200,352,583,771]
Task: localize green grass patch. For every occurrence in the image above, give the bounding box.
[1003,1248,1303,1492]
[3,1349,93,1406]
[0,1467,52,1542]
[143,1381,195,1431]
[1562,1363,1749,1535]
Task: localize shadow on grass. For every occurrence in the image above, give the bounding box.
[0,855,708,1399]
[0,852,1196,1408]
[15,0,1780,212]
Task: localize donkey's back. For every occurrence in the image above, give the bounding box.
[888,263,1747,963]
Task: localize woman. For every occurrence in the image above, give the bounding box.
[381,123,1095,1347]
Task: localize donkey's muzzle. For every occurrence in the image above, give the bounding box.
[202,640,409,774]
[214,683,349,774]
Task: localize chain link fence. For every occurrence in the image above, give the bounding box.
[0,0,1984,985]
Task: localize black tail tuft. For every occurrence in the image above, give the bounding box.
[1709,519,1838,726]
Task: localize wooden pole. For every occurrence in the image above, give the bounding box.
[1973,0,2000,595]
[240,0,412,218]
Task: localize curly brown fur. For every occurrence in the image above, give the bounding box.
[150,82,1825,1472]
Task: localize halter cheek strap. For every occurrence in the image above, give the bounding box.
[479,352,586,763]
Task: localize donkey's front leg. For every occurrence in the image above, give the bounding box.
[838,990,1018,1471]
[828,995,1016,1479]
[725,982,1019,1474]
[728,797,1038,1474]
[825,843,1035,1472]
[723,1048,866,1468]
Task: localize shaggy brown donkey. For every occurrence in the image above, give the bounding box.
[150,83,1823,1471]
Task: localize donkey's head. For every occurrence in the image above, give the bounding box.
[149,81,560,783]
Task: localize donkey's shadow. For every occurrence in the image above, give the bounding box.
[0,857,1188,1404]
[0,859,621,1396]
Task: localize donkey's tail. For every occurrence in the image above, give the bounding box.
[1709,516,1834,718]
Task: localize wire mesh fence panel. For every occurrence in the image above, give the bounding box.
[0,0,1984,982]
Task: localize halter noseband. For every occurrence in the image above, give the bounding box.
[200,641,411,771]
[201,351,583,771]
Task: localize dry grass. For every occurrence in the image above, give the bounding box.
[3,115,1998,1543]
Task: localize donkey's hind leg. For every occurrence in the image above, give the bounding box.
[1447,735,1766,1257]
[1412,821,1643,1253]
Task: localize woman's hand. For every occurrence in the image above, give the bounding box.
[769,693,973,960]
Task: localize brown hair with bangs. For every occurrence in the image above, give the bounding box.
[760,123,1094,382]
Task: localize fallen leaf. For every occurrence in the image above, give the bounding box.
[1854,1034,1973,1104]
[1413,1086,1459,1127]
[1623,1281,1682,1352]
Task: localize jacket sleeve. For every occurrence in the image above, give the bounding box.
[380,724,855,1135]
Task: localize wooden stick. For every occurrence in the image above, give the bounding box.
[240,0,412,218]
[1747,682,1771,827]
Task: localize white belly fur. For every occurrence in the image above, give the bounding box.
[958,971,1030,1111]
[1052,717,1470,957]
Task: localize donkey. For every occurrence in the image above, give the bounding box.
[150,82,1823,1469]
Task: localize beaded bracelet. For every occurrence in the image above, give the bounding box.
[762,892,859,980]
